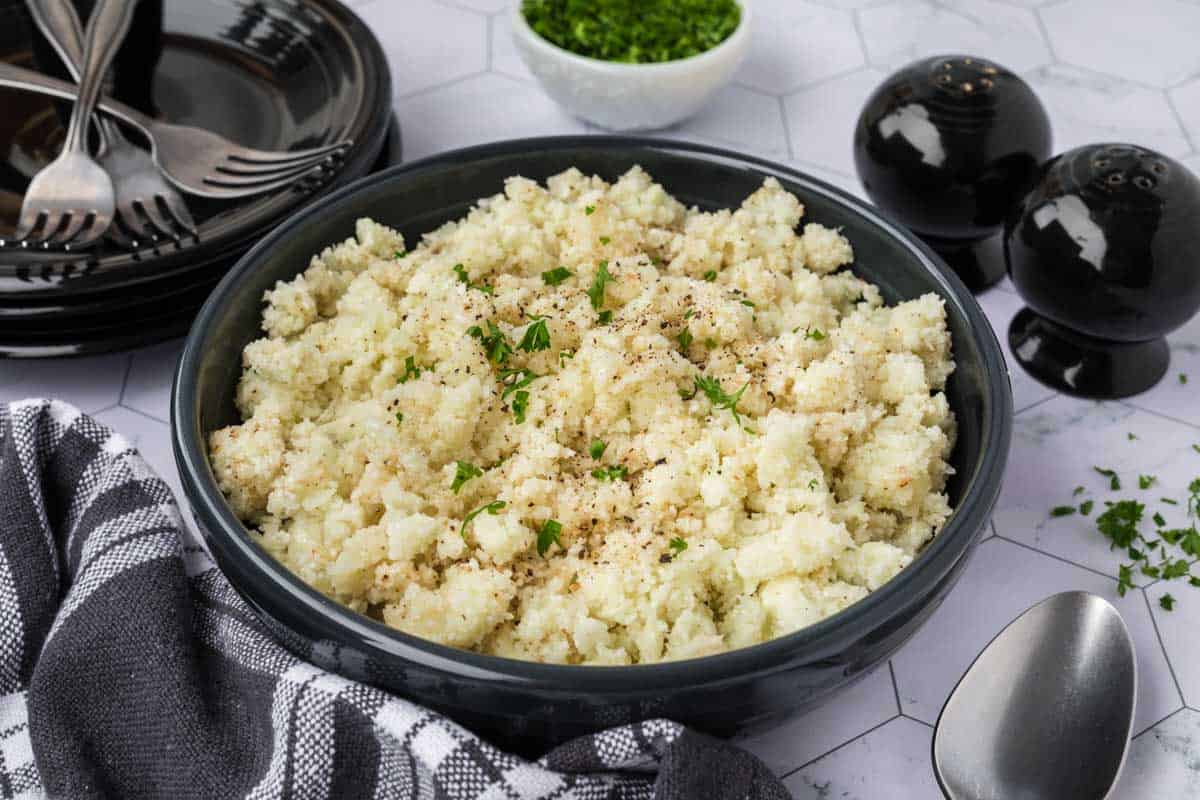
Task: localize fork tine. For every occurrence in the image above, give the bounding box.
[51,213,89,248]
[137,199,179,242]
[204,159,335,189]
[223,140,351,167]
[70,215,112,249]
[214,153,342,177]
[14,208,47,242]
[24,211,64,245]
[159,193,196,236]
[197,165,332,199]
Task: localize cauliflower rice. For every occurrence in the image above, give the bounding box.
[209,166,956,665]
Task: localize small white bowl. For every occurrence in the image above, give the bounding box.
[510,1,751,131]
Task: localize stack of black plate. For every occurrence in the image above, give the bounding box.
[0,0,396,357]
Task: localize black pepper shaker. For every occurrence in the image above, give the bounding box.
[1004,144,1200,398]
[853,55,1052,292]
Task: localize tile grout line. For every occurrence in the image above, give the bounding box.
[775,64,874,101]
[396,69,491,102]
[485,13,494,72]
[1014,392,1059,416]
[850,10,873,74]
[1140,587,1187,712]
[777,96,795,162]
[888,660,903,715]
[116,354,134,408]
[991,533,1124,583]
[1119,400,1200,433]
[114,403,170,427]
[1133,705,1187,741]
[779,713,902,779]
[900,712,933,729]
[1031,7,1059,65]
[1163,89,1198,155]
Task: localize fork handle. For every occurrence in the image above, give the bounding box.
[0,61,155,135]
[60,0,138,154]
[26,0,86,77]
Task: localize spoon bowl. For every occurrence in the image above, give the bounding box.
[933,591,1136,800]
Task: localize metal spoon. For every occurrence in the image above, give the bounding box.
[933,591,1137,800]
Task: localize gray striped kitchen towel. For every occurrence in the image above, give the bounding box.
[0,400,788,800]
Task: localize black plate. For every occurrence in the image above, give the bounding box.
[0,113,401,358]
[173,136,1013,752]
[0,0,391,297]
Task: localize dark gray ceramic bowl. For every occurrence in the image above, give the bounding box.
[172,136,1012,753]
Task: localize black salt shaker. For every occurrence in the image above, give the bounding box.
[854,55,1051,291]
[1005,144,1200,399]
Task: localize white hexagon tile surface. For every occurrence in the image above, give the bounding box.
[17,0,1200,794]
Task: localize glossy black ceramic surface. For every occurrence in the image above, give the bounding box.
[1005,144,1200,398]
[0,115,402,358]
[854,55,1051,292]
[173,137,1012,753]
[0,0,391,295]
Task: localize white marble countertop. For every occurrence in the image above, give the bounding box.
[11,0,1200,796]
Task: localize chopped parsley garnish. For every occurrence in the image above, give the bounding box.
[1094,467,1120,491]
[702,270,717,282]
[521,0,742,64]
[740,300,756,308]
[1068,476,1200,610]
[468,321,513,364]
[805,327,826,341]
[668,537,688,556]
[592,464,628,481]
[1160,593,1176,611]
[704,337,718,349]
[1128,432,1138,441]
[542,266,573,286]
[499,367,540,399]
[559,349,575,365]
[1181,373,1189,385]
[511,390,531,423]
[517,316,551,353]
[587,260,615,311]
[678,328,694,349]
[1194,444,1200,454]
[584,205,595,215]
[694,375,749,426]
[1117,564,1134,597]
[599,236,611,246]
[683,309,696,320]
[1073,486,1086,496]
[453,263,494,295]
[395,412,403,424]
[1162,498,1179,505]
[1097,500,1143,549]
[1050,505,1076,517]
[1080,499,1094,515]
[588,439,607,460]
[398,355,422,384]
[808,478,819,490]
[598,310,613,325]
[536,519,563,556]
[450,461,483,494]
[394,249,407,259]
[460,500,506,538]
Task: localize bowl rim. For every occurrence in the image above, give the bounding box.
[509,0,751,74]
[173,134,1012,692]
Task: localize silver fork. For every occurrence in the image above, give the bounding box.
[28,0,196,245]
[0,62,352,203]
[14,0,135,249]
